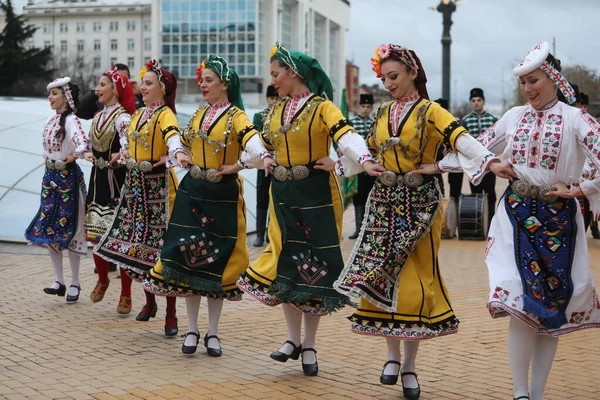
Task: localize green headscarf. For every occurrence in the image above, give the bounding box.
[270,42,334,100]
[196,55,244,110]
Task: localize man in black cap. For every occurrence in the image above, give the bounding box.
[252,85,280,246]
[581,92,590,114]
[461,88,499,224]
[348,93,375,239]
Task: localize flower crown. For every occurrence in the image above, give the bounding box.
[139,59,165,91]
[269,42,299,75]
[371,44,418,78]
[195,60,208,82]
[106,66,126,89]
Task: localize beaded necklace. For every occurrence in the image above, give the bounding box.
[128,106,164,150]
[182,105,236,154]
[374,102,431,159]
[264,96,324,147]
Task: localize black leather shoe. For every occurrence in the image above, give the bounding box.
[591,222,600,239]
[514,396,530,400]
[401,371,420,400]
[135,303,158,321]
[182,332,200,354]
[164,315,178,337]
[301,348,318,376]
[44,281,66,296]
[204,334,222,357]
[380,360,400,385]
[253,234,265,247]
[66,285,81,303]
[270,340,302,362]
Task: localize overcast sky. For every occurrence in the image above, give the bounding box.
[11,0,599,114]
[346,0,600,114]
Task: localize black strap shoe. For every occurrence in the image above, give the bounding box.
[44,281,66,296]
[182,332,200,354]
[380,360,400,385]
[514,396,530,400]
[164,315,178,337]
[301,348,318,376]
[135,303,158,321]
[401,371,421,400]
[204,334,222,357]
[270,340,302,362]
[66,285,80,303]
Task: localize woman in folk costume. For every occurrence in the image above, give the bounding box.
[95,60,183,336]
[84,67,136,314]
[236,42,379,376]
[424,42,600,400]
[333,44,494,399]
[26,77,88,303]
[143,56,261,356]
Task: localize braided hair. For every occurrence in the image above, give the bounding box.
[56,83,81,143]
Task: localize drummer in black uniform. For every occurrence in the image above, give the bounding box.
[348,94,375,239]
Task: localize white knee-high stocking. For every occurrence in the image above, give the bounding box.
[302,314,320,364]
[278,303,302,355]
[206,297,224,349]
[507,317,537,399]
[68,252,80,294]
[402,341,420,388]
[384,338,401,376]
[530,334,558,400]
[49,249,64,287]
[184,296,201,347]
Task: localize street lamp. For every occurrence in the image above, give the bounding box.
[431,0,461,109]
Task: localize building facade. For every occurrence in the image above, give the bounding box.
[23,0,152,89]
[155,0,351,106]
[345,60,359,113]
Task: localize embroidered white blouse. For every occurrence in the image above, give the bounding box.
[441,99,600,209]
[43,112,89,160]
[96,103,132,139]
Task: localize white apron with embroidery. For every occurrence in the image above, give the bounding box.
[451,100,600,336]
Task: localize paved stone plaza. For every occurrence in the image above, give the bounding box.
[1,204,600,400]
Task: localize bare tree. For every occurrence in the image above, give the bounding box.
[56,50,100,92]
[451,101,471,119]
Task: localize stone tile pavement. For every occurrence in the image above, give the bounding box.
[1,201,600,399]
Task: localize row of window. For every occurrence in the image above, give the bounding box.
[42,20,150,34]
[56,56,150,71]
[163,53,256,65]
[162,0,256,13]
[46,38,151,52]
[163,11,257,24]
[162,43,256,54]
[169,63,257,78]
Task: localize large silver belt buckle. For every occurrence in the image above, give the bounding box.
[379,170,397,187]
[291,165,310,180]
[95,157,109,169]
[45,158,55,170]
[139,161,153,173]
[125,158,138,170]
[273,166,290,182]
[189,165,206,180]
[538,184,558,203]
[511,180,531,198]
[404,172,424,188]
[206,168,222,183]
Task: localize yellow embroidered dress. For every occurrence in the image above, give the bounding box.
[335,91,466,338]
[94,102,180,281]
[237,91,355,315]
[143,102,258,299]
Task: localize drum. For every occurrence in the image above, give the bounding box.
[441,197,457,239]
[458,194,489,240]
